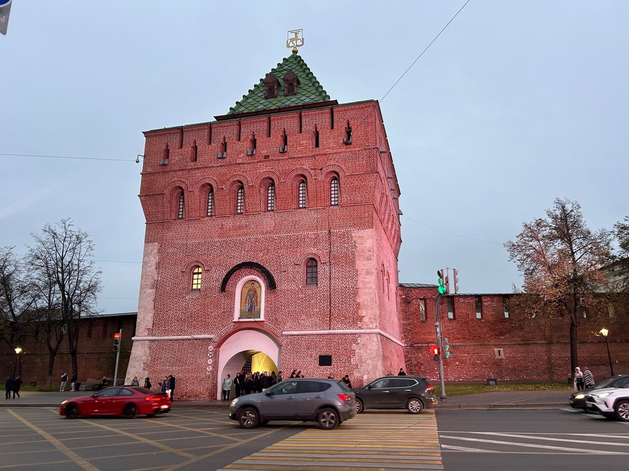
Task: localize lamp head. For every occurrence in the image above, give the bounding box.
[14,347,22,354]
[600,328,609,337]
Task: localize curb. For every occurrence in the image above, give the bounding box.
[435,402,568,409]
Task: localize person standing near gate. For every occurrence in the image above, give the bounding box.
[60,372,68,392]
[222,374,233,401]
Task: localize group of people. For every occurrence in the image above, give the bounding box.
[4,375,22,399]
[158,375,176,400]
[573,367,595,391]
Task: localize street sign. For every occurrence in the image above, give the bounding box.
[0,0,12,36]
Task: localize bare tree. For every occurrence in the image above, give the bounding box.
[0,247,33,354]
[27,219,101,380]
[615,216,629,257]
[505,198,613,373]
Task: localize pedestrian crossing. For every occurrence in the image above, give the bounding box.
[220,411,443,470]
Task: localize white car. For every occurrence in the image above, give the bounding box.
[585,387,629,421]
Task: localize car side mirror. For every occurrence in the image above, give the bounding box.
[366,385,372,390]
[265,391,273,397]
[92,393,99,397]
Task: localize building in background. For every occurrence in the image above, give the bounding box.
[125,50,404,399]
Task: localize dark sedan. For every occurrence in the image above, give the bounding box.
[353,376,437,414]
[569,375,629,410]
[60,386,171,419]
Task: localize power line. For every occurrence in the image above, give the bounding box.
[0,152,132,162]
[401,215,501,245]
[380,0,472,102]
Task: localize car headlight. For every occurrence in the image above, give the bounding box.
[61,400,67,405]
[574,394,585,399]
[230,398,239,407]
[592,392,612,398]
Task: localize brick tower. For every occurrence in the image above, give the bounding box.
[126,50,404,399]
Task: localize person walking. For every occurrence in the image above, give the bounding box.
[144,377,152,389]
[167,375,176,401]
[398,368,407,376]
[5,375,14,400]
[131,376,140,386]
[574,367,584,391]
[60,372,68,392]
[11,376,22,399]
[234,371,243,398]
[70,372,78,391]
[342,374,352,389]
[222,374,233,401]
[583,367,595,389]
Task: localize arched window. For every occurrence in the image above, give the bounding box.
[298,180,307,209]
[178,192,184,219]
[191,266,202,290]
[267,183,275,211]
[236,185,244,214]
[330,177,339,206]
[306,258,318,285]
[207,188,214,217]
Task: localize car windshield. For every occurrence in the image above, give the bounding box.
[593,377,617,389]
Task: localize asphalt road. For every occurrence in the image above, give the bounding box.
[436,408,629,471]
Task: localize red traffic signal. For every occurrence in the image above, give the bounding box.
[431,345,440,356]
[113,333,121,340]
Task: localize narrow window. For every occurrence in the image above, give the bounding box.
[279,130,288,153]
[236,186,244,214]
[475,296,482,319]
[207,188,214,217]
[178,192,184,219]
[298,180,306,208]
[447,297,455,320]
[330,177,339,206]
[306,258,318,285]
[343,121,352,145]
[314,127,320,148]
[192,141,198,162]
[248,135,256,156]
[419,299,426,322]
[192,266,202,290]
[267,183,275,211]
[608,304,615,318]
[495,348,505,359]
[503,296,510,319]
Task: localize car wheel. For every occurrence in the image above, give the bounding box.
[615,400,629,422]
[65,403,79,419]
[356,399,364,414]
[406,398,424,414]
[237,407,259,429]
[318,408,339,430]
[123,404,138,419]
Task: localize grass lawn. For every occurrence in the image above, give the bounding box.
[437,382,573,397]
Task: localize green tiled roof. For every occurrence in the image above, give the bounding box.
[226,53,331,115]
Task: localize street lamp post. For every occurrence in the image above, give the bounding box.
[600,328,615,376]
[13,347,22,377]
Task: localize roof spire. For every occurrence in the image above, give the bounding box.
[286,29,304,54]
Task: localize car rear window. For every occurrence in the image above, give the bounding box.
[297,381,331,393]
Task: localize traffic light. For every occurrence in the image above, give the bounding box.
[453,269,459,294]
[444,338,451,359]
[431,345,440,362]
[444,272,450,295]
[113,333,121,352]
[437,270,447,294]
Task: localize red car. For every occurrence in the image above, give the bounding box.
[60,386,171,419]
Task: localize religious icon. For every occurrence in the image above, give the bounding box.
[240,281,261,319]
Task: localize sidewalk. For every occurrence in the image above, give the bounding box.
[1,389,570,409]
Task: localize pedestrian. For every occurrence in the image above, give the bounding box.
[131,376,140,386]
[161,376,168,394]
[234,371,243,398]
[167,375,176,400]
[12,375,22,399]
[222,374,233,401]
[342,374,352,389]
[70,372,78,391]
[144,377,152,389]
[96,376,108,391]
[398,368,406,376]
[574,367,584,391]
[290,369,297,378]
[276,371,283,383]
[5,375,14,400]
[60,372,68,391]
[583,367,595,389]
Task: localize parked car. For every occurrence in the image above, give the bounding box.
[228,378,356,429]
[60,386,171,419]
[353,376,437,414]
[585,387,629,421]
[570,375,629,410]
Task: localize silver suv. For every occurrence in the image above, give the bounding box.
[585,387,629,421]
[228,378,356,429]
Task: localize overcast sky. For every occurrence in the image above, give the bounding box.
[1,1,627,314]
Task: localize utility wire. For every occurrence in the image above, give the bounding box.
[0,152,132,162]
[380,0,471,102]
[402,215,501,245]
